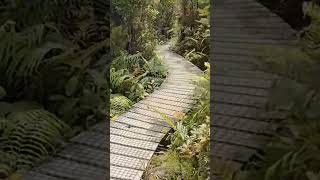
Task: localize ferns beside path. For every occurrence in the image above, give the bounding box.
[0,0,110,178]
[0,106,70,178]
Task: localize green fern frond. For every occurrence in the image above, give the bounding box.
[0,109,70,176]
[110,68,130,92]
[111,52,146,72]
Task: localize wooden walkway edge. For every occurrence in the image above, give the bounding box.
[21,45,202,180]
[211,0,296,178]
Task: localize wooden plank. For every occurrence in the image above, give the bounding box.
[212,114,271,134]
[111,153,149,170]
[22,171,61,180]
[212,75,272,89]
[36,158,107,180]
[58,144,107,168]
[212,84,269,97]
[212,91,267,108]
[110,165,143,180]
[111,143,154,160]
[213,127,269,149]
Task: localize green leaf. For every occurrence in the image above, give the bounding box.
[151,107,176,130]
[0,163,11,178]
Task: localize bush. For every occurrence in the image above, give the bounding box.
[173,0,210,70]
[110,95,133,118]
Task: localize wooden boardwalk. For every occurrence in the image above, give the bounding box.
[21,45,202,180]
[211,0,296,177]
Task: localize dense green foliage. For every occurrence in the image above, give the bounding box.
[0,0,109,177]
[0,97,70,177]
[173,0,210,70]
[145,63,210,180]
[110,0,170,119]
[228,2,320,180]
[154,0,177,42]
[258,0,320,29]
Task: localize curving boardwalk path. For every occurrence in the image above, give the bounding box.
[109,45,202,179]
[22,45,202,180]
[211,0,297,178]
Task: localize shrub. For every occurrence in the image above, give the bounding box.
[110,95,133,118]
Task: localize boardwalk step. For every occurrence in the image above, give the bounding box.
[111,121,165,138]
[111,143,154,160]
[22,171,61,180]
[110,165,143,180]
[212,84,269,97]
[213,127,269,149]
[71,131,107,150]
[213,76,273,89]
[212,114,271,134]
[212,91,267,108]
[36,158,107,180]
[111,154,149,170]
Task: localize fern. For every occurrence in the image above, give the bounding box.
[110,95,133,118]
[110,68,130,93]
[111,52,147,72]
[147,56,168,78]
[0,0,110,178]
[153,108,177,130]
[0,108,70,178]
[0,22,70,90]
[301,2,320,52]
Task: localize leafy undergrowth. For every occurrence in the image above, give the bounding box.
[110,0,173,119]
[225,2,320,180]
[144,63,210,180]
[172,0,210,70]
[110,28,168,119]
[0,0,109,177]
[0,91,71,178]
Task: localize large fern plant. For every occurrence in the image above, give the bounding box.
[0,87,70,178]
[0,109,70,178]
[0,22,71,91]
